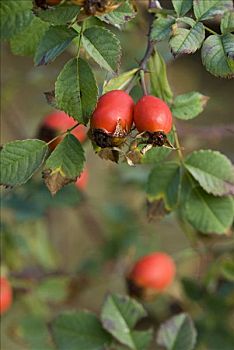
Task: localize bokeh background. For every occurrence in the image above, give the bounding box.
[1,1,234,349]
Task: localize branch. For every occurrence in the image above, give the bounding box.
[46,122,80,146]
[139,3,155,71]
[138,1,157,94]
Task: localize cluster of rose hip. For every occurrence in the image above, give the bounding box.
[89,90,173,156]
[39,90,173,187]
[0,252,175,315]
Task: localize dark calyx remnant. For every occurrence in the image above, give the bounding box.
[84,0,108,15]
[37,125,56,143]
[144,131,167,147]
[92,129,114,148]
[34,0,48,9]
[126,277,145,299]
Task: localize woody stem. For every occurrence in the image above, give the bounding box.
[138,0,157,95]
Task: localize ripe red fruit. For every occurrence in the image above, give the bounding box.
[0,277,12,315]
[39,111,87,150]
[44,111,87,142]
[128,252,175,295]
[90,90,134,148]
[75,167,88,191]
[134,96,172,134]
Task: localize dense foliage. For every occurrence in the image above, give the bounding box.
[1,1,234,349]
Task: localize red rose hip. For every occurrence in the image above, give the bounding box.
[127,252,175,297]
[0,277,13,315]
[90,90,134,148]
[134,96,172,134]
[38,111,87,150]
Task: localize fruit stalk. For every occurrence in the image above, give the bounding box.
[46,122,80,147]
[172,125,183,161]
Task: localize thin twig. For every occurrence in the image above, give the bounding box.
[125,73,140,94]
[46,122,80,146]
[138,1,157,95]
[140,70,148,95]
[204,25,217,35]
[173,125,183,161]
[139,11,155,70]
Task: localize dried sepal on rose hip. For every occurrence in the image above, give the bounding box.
[89,90,134,149]
[127,252,176,299]
[71,0,120,16]
[0,277,13,315]
[133,95,173,153]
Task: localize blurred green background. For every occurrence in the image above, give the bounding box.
[1,2,234,349]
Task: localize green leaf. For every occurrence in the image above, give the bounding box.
[37,277,69,302]
[101,293,153,350]
[177,172,198,222]
[221,10,234,34]
[34,26,77,66]
[35,4,80,25]
[147,162,181,210]
[20,315,52,350]
[185,187,234,234]
[129,331,153,350]
[51,311,111,350]
[172,0,193,16]
[43,134,85,195]
[148,50,173,104]
[157,313,197,350]
[142,146,171,164]
[185,150,234,196]
[55,57,98,123]
[98,0,136,28]
[82,26,121,72]
[170,22,205,56]
[151,16,175,42]
[103,68,139,93]
[201,34,234,78]
[172,91,209,120]
[0,139,48,187]
[10,17,49,57]
[0,0,33,40]
[193,0,233,21]
[177,16,196,27]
